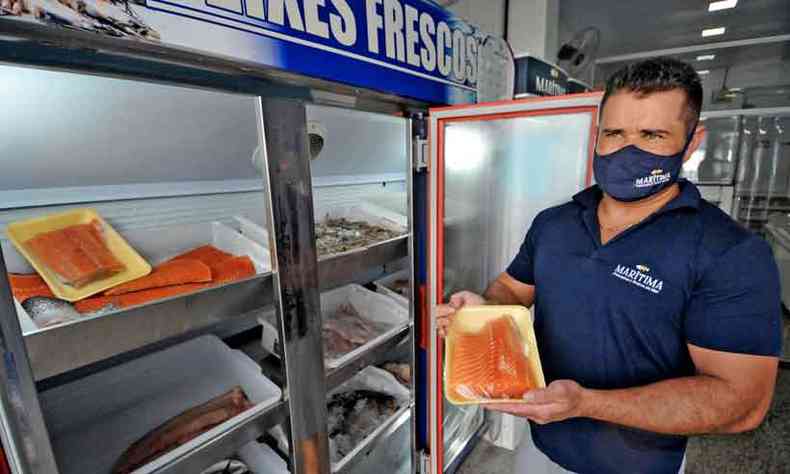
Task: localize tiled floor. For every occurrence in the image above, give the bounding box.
[457,369,790,474]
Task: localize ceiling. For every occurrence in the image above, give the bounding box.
[557,0,790,106]
[559,0,790,58]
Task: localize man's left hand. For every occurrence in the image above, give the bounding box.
[485,380,586,424]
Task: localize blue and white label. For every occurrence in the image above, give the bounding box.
[612,264,664,294]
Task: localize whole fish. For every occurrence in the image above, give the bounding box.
[22,297,81,328]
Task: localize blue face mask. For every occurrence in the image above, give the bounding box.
[593,135,693,202]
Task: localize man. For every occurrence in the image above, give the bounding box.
[437,58,782,474]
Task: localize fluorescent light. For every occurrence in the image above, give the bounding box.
[697,54,716,61]
[697,70,711,75]
[708,0,737,12]
[702,27,726,37]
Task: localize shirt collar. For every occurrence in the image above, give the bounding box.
[572,179,702,212]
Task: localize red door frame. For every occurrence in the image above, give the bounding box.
[429,97,600,472]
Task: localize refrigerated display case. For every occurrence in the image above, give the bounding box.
[426,94,601,473]
[0,0,515,469]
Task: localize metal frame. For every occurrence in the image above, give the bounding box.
[427,93,603,474]
[0,259,58,473]
[258,97,330,474]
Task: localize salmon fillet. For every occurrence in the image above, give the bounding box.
[105,259,211,296]
[64,221,125,274]
[211,256,255,284]
[167,245,234,272]
[447,316,533,402]
[25,220,124,288]
[113,387,253,474]
[75,283,210,313]
[8,274,54,302]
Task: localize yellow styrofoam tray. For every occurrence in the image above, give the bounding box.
[445,305,546,405]
[6,208,151,302]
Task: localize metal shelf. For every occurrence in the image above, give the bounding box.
[318,235,410,291]
[326,325,412,391]
[333,403,413,474]
[25,235,410,381]
[257,324,412,392]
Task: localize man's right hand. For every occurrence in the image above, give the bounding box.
[436,291,486,338]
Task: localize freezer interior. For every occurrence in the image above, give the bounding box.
[734,114,790,233]
[682,116,741,185]
[0,64,415,473]
[440,111,594,467]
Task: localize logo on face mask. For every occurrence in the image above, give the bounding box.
[613,264,664,294]
[634,168,672,188]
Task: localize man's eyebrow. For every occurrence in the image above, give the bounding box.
[602,127,624,133]
[640,128,671,134]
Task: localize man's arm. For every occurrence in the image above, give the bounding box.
[490,345,778,434]
[484,272,536,307]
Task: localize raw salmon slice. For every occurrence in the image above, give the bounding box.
[105,259,211,296]
[167,245,234,272]
[211,256,255,284]
[25,220,124,288]
[75,283,211,314]
[448,316,532,402]
[64,220,125,274]
[7,274,54,302]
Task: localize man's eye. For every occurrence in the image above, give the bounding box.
[643,133,663,140]
[604,131,622,137]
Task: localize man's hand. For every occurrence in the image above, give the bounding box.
[486,380,585,425]
[1,0,29,15]
[436,291,486,338]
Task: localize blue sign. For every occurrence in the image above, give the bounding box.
[514,55,568,97]
[8,0,493,104]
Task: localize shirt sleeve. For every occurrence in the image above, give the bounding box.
[506,222,539,285]
[684,236,783,356]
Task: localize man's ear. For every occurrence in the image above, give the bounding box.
[683,124,707,163]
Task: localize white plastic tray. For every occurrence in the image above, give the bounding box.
[373,270,410,309]
[40,335,282,474]
[314,202,406,233]
[360,192,408,228]
[329,366,411,472]
[234,216,271,250]
[260,284,409,369]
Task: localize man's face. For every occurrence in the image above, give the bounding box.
[596,89,696,158]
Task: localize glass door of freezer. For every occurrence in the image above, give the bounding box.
[427,93,602,473]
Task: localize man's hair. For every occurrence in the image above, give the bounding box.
[601,57,703,131]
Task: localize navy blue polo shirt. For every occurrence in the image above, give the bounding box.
[506,180,782,474]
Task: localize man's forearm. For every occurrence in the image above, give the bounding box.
[483,279,522,305]
[580,375,759,435]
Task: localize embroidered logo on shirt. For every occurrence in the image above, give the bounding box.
[613,264,664,294]
[634,169,671,188]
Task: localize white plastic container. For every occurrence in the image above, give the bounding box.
[237,441,289,474]
[314,202,406,233]
[260,284,409,369]
[40,335,282,474]
[234,216,271,250]
[360,192,408,228]
[373,270,410,309]
[328,366,411,472]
